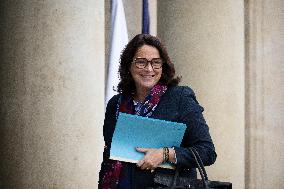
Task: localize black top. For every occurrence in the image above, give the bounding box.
[99,86,217,189]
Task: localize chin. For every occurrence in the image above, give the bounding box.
[140,82,157,90]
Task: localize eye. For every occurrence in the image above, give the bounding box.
[152,59,163,64]
[135,59,147,64]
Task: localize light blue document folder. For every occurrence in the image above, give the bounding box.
[110,113,187,168]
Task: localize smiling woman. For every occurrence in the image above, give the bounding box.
[99,34,217,189]
[130,45,163,102]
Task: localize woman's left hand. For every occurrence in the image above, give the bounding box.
[136,147,164,171]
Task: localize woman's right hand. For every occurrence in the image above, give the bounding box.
[136,147,164,171]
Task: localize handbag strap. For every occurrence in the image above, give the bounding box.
[168,148,207,189]
[189,148,208,189]
[191,147,208,180]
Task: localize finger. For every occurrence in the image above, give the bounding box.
[139,159,150,170]
[136,147,150,153]
[136,159,144,167]
[140,163,149,170]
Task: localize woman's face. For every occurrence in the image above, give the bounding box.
[130,45,162,93]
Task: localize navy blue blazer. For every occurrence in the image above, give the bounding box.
[99,86,217,188]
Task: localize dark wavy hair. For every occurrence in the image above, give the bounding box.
[117,34,181,95]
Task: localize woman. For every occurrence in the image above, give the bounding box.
[99,34,217,189]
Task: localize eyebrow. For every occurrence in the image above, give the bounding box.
[135,57,161,59]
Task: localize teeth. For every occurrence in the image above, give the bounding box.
[142,75,154,78]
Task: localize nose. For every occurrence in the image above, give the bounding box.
[144,61,154,71]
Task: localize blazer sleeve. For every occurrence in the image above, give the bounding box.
[103,95,120,160]
[174,87,217,170]
[98,95,119,187]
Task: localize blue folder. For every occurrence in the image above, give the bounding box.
[110,113,187,168]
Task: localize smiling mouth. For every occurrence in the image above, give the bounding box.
[141,75,155,78]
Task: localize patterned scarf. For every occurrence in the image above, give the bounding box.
[101,84,167,189]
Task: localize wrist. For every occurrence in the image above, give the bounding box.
[168,147,177,164]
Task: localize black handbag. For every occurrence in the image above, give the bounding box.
[148,148,232,189]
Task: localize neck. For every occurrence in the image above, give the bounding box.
[134,87,150,102]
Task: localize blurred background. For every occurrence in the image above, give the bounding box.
[0,0,283,188]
